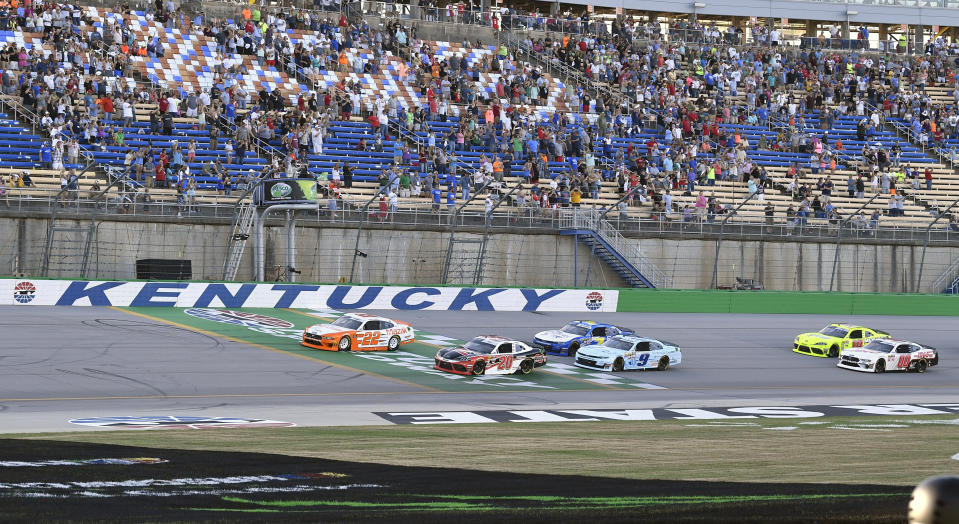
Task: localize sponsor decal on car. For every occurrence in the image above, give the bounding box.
[68,416,296,430]
[13,281,35,304]
[0,458,168,467]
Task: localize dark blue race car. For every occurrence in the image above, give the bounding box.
[532,321,634,357]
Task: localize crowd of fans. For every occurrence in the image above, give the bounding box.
[0,0,957,230]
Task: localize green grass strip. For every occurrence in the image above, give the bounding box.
[220,491,906,511]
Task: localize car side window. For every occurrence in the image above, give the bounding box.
[607,327,620,336]
[363,320,380,331]
[495,343,513,354]
[910,344,922,352]
[848,329,862,339]
[636,341,651,352]
[649,341,663,350]
[380,321,394,329]
[895,345,911,354]
[592,327,606,337]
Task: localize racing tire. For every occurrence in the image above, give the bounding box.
[657,357,670,371]
[828,345,839,358]
[387,336,400,351]
[567,343,580,358]
[471,359,486,376]
[915,359,928,373]
[517,358,534,375]
[612,357,624,372]
[338,336,351,351]
[874,359,885,373]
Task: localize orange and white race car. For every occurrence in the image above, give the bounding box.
[301,313,415,352]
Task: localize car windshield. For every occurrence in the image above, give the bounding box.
[560,323,590,336]
[332,316,363,330]
[603,338,635,351]
[464,339,497,354]
[863,340,895,352]
[818,326,849,338]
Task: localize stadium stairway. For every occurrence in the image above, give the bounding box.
[561,229,656,288]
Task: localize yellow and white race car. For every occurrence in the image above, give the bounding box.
[793,323,890,358]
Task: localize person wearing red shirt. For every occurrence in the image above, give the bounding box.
[154,161,166,188]
[100,95,114,116]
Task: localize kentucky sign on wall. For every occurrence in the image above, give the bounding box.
[0,279,619,312]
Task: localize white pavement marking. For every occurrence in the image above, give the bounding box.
[547,363,668,389]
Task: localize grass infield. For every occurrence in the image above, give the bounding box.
[13,414,959,486]
[6,416,955,521]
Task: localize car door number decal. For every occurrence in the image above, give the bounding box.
[636,354,649,366]
[897,355,911,368]
[358,332,382,346]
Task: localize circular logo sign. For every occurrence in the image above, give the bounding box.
[68,416,296,430]
[585,291,603,311]
[13,281,36,304]
[184,309,295,328]
[271,182,293,198]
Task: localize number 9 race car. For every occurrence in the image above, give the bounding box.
[532,320,634,357]
[793,323,890,358]
[574,334,681,372]
[301,313,415,352]
[434,336,547,376]
[837,339,939,373]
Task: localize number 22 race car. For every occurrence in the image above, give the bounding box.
[793,323,890,358]
[837,339,939,373]
[434,336,547,376]
[301,313,415,351]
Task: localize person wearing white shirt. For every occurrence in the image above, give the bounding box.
[168,95,180,116]
[311,124,324,154]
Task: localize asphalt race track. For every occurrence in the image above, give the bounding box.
[1,306,957,432]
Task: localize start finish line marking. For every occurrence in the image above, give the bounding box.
[374,404,959,425]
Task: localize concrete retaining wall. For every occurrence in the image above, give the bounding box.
[2,216,957,292]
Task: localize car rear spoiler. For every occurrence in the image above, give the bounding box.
[659,340,680,348]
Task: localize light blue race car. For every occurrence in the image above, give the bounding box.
[531,321,634,357]
[574,334,682,372]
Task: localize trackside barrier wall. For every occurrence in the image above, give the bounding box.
[616,289,959,316]
[0,279,619,312]
[5,278,956,315]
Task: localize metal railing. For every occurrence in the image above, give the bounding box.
[560,208,671,287]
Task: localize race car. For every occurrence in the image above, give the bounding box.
[301,313,415,351]
[574,334,681,372]
[434,336,547,376]
[793,323,890,358]
[532,320,633,357]
[837,338,939,373]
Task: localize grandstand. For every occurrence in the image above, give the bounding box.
[2,0,959,291]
